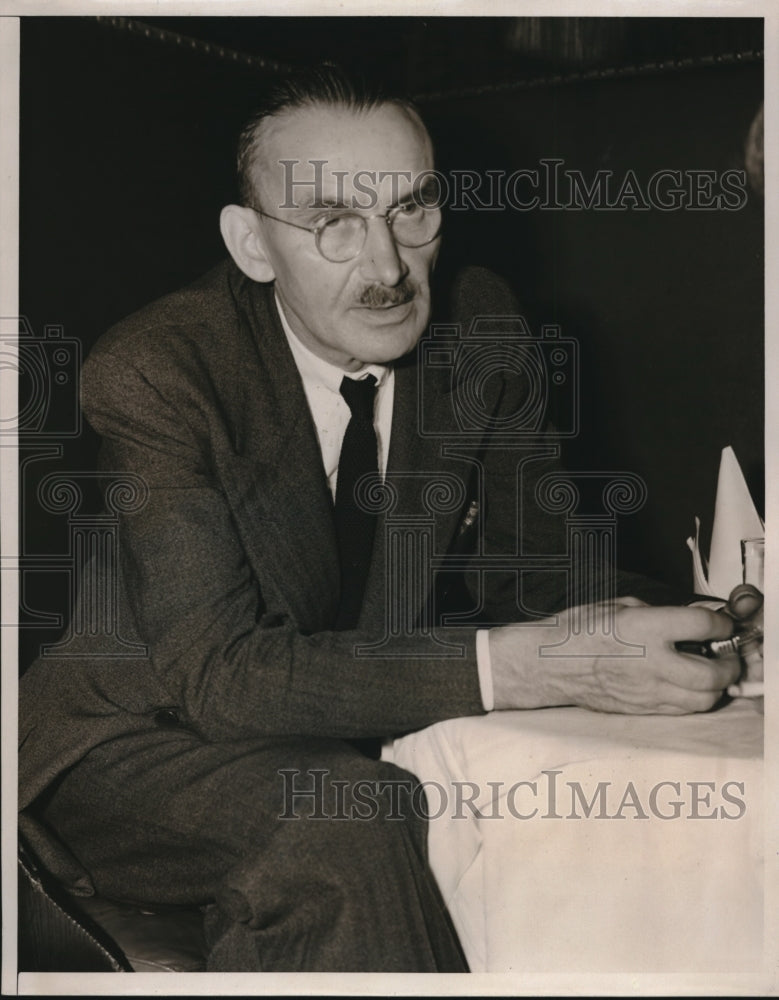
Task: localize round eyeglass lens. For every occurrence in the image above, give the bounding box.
[318,216,365,262]
[391,203,440,247]
[317,205,442,262]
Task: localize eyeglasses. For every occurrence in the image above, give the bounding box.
[252,199,442,263]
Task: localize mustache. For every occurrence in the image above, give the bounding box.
[357,280,417,308]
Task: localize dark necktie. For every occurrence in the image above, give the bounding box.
[334,374,379,630]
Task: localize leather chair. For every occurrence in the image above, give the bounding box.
[18,835,207,973]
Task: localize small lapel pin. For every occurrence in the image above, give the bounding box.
[458,500,479,535]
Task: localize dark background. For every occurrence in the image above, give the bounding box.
[18,16,764,669]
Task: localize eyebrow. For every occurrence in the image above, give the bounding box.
[395,189,418,207]
[415,176,439,200]
[293,177,438,214]
[296,194,350,211]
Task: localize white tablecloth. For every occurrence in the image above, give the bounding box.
[384,698,763,973]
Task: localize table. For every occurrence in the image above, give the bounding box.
[384,697,763,973]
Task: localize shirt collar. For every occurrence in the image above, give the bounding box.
[275,292,389,395]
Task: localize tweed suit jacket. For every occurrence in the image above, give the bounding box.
[20,260,579,851]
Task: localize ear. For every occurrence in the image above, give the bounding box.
[219,205,276,283]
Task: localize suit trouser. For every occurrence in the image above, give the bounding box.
[37,724,468,972]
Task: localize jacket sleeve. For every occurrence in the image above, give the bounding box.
[81,341,485,744]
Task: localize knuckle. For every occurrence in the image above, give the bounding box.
[713,658,741,686]
[697,690,719,711]
[712,609,734,636]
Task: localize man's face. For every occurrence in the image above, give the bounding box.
[251,103,440,372]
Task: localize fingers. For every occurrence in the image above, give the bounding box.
[651,682,727,715]
[599,604,741,712]
[726,583,763,623]
[521,602,751,716]
[587,596,649,611]
[611,596,649,608]
[664,650,742,692]
[584,658,732,715]
[620,604,734,642]
[740,641,764,683]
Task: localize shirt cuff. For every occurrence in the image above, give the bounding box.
[476,628,494,711]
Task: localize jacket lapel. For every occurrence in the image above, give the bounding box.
[218,274,340,633]
[218,267,482,636]
[359,352,479,632]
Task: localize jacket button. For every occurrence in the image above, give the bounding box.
[154,708,180,728]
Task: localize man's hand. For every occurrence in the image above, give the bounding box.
[489,600,741,715]
[739,609,763,683]
[727,584,764,684]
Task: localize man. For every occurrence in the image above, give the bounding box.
[19,65,740,972]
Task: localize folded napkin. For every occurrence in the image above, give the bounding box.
[687,446,764,599]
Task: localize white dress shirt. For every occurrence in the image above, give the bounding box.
[275,295,494,711]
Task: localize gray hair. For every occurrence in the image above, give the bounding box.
[236,64,421,207]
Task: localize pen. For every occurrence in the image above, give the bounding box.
[675,625,764,660]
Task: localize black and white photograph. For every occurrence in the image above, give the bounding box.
[1,1,775,994]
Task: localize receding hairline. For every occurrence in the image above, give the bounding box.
[241,98,433,208]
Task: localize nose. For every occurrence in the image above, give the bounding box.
[359,216,408,287]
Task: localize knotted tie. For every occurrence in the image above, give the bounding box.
[334,374,379,630]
